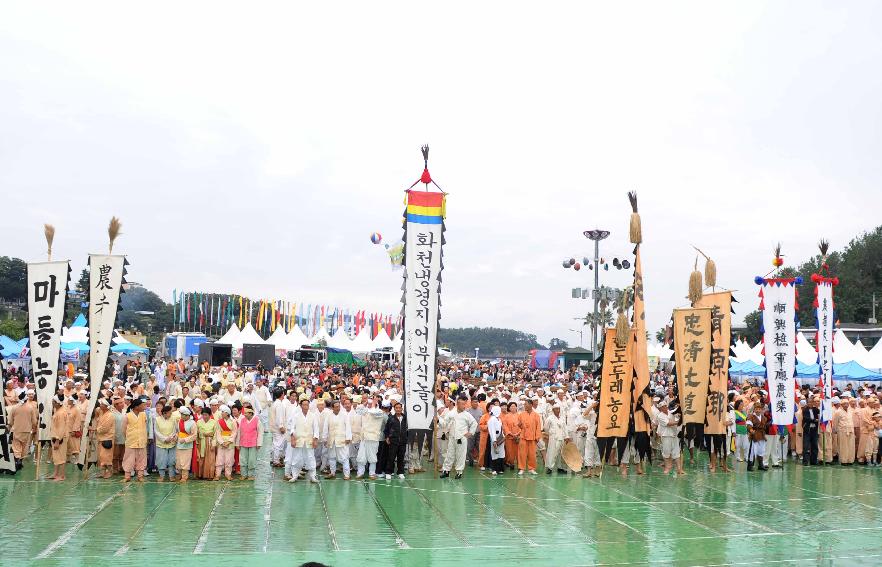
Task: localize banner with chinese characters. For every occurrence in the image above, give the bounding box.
[402,190,445,430]
[597,328,634,438]
[0,391,14,472]
[78,254,126,463]
[673,307,712,424]
[814,276,836,423]
[27,261,71,441]
[693,292,733,434]
[757,277,799,426]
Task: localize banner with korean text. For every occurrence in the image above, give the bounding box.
[693,292,733,434]
[597,328,634,438]
[402,190,445,430]
[757,277,799,426]
[78,254,126,463]
[27,261,71,441]
[814,276,836,423]
[673,307,712,424]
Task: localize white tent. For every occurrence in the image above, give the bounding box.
[328,327,353,350]
[61,325,88,344]
[864,339,882,371]
[740,340,765,364]
[372,329,394,350]
[796,332,819,365]
[284,325,310,350]
[391,331,403,352]
[833,329,859,363]
[311,326,332,345]
[349,329,375,353]
[266,326,289,351]
[216,324,241,349]
[238,323,265,345]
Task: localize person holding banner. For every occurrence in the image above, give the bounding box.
[49,394,69,481]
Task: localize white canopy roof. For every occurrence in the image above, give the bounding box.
[864,339,882,371]
[266,326,289,350]
[311,326,332,345]
[372,329,394,349]
[796,332,819,365]
[238,323,265,345]
[833,329,859,364]
[284,325,310,350]
[216,324,241,348]
[328,327,353,350]
[349,329,375,353]
[730,339,754,363]
[391,331,403,352]
[61,325,88,343]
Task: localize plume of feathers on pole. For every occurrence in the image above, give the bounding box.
[44,224,55,262]
[688,256,703,305]
[108,216,122,254]
[628,191,641,245]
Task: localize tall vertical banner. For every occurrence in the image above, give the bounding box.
[402,189,446,430]
[757,277,799,426]
[693,292,733,434]
[631,247,651,419]
[673,307,712,424]
[597,328,634,438]
[813,275,837,423]
[78,254,126,463]
[27,261,71,441]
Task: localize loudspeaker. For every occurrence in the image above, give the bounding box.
[242,343,275,368]
[199,343,232,367]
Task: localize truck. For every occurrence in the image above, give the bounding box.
[162,332,208,360]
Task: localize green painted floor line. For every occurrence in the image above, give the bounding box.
[2,446,881,566]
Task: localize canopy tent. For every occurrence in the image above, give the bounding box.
[328,328,353,350]
[238,323,265,345]
[834,360,882,382]
[311,326,332,346]
[391,331,403,352]
[864,339,882,371]
[217,324,242,349]
[730,339,754,362]
[796,332,820,365]
[371,329,394,350]
[61,323,88,344]
[59,341,90,354]
[349,329,375,353]
[0,336,28,358]
[111,342,148,354]
[266,326,290,351]
[284,325,310,351]
[833,329,860,364]
[853,340,871,366]
[71,313,87,327]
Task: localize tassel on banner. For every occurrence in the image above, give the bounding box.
[628,191,641,245]
[615,288,631,348]
[688,258,703,304]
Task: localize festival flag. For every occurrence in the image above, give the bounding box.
[756,272,800,426]
[79,217,126,464]
[27,259,71,442]
[692,293,732,433]
[597,328,635,438]
[402,146,446,430]
[673,307,712,424]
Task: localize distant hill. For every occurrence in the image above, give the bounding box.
[438,327,546,358]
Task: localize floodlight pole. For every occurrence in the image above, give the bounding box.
[584,229,610,357]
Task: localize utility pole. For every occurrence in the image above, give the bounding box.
[870,292,878,325]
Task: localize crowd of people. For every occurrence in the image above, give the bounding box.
[3,355,882,483]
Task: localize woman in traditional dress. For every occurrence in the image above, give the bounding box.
[487,402,506,475]
[195,407,218,479]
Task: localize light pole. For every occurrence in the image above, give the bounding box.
[474,347,479,361]
[584,229,610,355]
[569,328,584,348]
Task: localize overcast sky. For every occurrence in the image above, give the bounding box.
[2,2,881,346]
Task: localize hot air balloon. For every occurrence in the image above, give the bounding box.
[370,232,382,244]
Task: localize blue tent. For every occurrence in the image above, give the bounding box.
[111,342,148,354]
[60,341,90,354]
[833,361,882,381]
[71,313,87,327]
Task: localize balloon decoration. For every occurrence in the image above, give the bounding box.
[574,263,581,271]
[370,232,382,244]
[569,258,576,266]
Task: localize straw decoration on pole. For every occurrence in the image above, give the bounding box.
[44,224,55,262]
[628,191,641,245]
[688,256,703,305]
[108,216,122,254]
[691,245,716,289]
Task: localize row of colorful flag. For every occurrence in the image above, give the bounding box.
[171,291,401,340]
